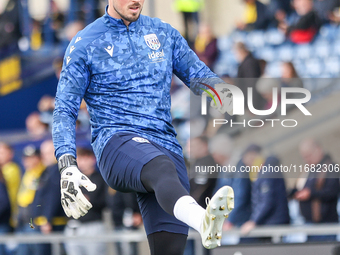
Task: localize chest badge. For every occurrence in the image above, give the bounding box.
[144,34,161,50]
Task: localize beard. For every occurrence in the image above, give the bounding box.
[113,3,143,23]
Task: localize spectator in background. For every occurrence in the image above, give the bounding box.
[329,4,340,23]
[194,24,218,70]
[223,147,252,231]
[241,145,290,236]
[0,0,21,50]
[256,78,281,114]
[267,0,293,28]
[107,189,142,255]
[25,112,49,140]
[0,142,21,229]
[30,140,66,255]
[235,42,262,79]
[280,62,304,106]
[189,136,217,208]
[173,0,204,47]
[314,0,340,24]
[16,145,46,255]
[283,0,321,44]
[38,95,55,129]
[209,134,236,192]
[64,20,85,42]
[234,42,266,111]
[281,62,303,88]
[236,0,269,31]
[64,147,107,255]
[0,169,11,255]
[294,138,339,241]
[52,57,63,79]
[77,100,91,132]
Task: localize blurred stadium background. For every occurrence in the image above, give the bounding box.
[1,0,340,255]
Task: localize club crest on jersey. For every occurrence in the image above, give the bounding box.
[144,34,161,50]
[132,137,150,143]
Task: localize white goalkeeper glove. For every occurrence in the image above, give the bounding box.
[58,154,97,219]
[203,84,234,115]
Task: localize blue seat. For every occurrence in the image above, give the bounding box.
[318,24,338,41]
[294,44,312,60]
[304,58,323,77]
[324,57,340,77]
[246,31,265,49]
[313,40,331,58]
[217,36,233,51]
[292,59,306,77]
[256,46,276,62]
[333,40,340,56]
[277,44,294,62]
[264,29,285,45]
[231,31,248,44]
[264,61,282,78]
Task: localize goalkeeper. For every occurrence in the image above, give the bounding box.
[53,0,234,254]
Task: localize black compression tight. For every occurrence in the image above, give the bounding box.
[147,231,188,255]
[140,155,189,216]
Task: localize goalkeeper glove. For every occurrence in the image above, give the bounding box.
[58,154,96,219]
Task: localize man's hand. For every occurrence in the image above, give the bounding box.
[40,223,52,235]
[240,220,256,235]
[294,188,311,201]
[203,84,233,115]
[223,221,234,231]
[60,164,96,219]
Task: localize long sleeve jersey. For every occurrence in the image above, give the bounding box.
[53,7,222,162]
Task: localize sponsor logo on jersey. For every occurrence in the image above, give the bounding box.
[75,37,82,43]
[104,45,114,57]
[132,137,150,143]
[144,34,161,50]
[148,49,164,60]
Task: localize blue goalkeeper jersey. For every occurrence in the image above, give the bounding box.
[53,7,222,162]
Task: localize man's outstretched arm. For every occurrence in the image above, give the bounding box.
[171,27,233,115]
[52,36,96,219]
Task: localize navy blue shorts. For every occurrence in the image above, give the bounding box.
[98,132,190,235]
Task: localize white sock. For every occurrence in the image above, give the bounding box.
[173,195,205,233]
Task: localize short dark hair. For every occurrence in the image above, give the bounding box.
[22,145,40,157]
[0,142,13,152]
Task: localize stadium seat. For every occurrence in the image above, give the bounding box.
[313,40,331,58]
[231,30,247,44]
[246,31,265,48]
[277,44,294,62]
[324,57,340,77]
[333,39,340,56]
[294,44,312,60]
[256,46,275,62]
[318,24,338,41]
[265,61,282,78]
[304,58,323,77]
[264,29,285,45]
[217,36,233,51]
[292,59,306,77]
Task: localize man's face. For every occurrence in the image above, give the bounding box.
[0,144,13,166]
[23,156,41,171]
[110,0,144,23]
[77,154,96,176]
[299,145,323,165]
[293,0,313,16]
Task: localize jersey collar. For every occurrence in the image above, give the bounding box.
[102,5,139,32]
